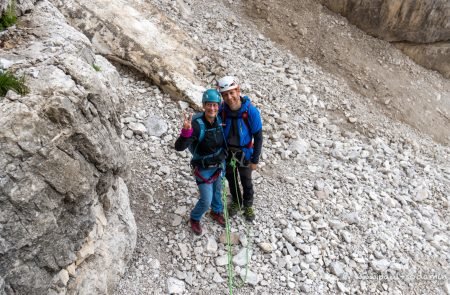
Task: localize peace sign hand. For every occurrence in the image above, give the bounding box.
[182,112,193,129]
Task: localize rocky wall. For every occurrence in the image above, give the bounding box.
[0,0,38,16]
[0,1,136,294]
[51,0,207,109]
[319,0,450,78]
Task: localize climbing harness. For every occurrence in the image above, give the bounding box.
[193,166,222,185]
[228,148,248,168]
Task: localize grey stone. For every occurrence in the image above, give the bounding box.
[239,269,259,286]
[206,236,218,253]
[370,259,390,273]
[282,228,297,244]
[330,262,345,278]
[233,248,252,266]
[167,277,185,294]
[145,115,169,137]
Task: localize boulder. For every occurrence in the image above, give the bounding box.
[51,0,208,109]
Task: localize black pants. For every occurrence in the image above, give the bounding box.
[226,159,254,208]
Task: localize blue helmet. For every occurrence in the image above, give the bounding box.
[202,89,221,104]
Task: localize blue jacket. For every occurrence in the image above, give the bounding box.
[221,96,263,161]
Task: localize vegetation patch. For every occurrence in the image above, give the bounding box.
[92,64,101,72]
[0,70,29,97]
[0,1,17,31]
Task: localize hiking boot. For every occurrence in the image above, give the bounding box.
[243,206,255,222]
[228,202,241,217]
[210,211,226,227]
[190,219,202,235]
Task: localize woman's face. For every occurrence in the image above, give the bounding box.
[203,102,219,120]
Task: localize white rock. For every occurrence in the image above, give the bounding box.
[174,206,187,215]
[414,188,429,202]
[128,122,147,135]
[341,231,352,243]
[282,228,297,244]
[124,129,134,139]
[178,101,190,110]
[150,259,160,269]
[310,245,320,257]
[370,259,390,272]
[233,248,252,266]
[330,261,345,278]
[239,269,259,286]
[337,281,347,292]
[0,58,14,69]
[178,243,188,259]
[291,211,302,221]
[216,255,228,266]
[212,272,224,283]
[206,236,218,253]
[297,244,310,254]
[145,115,168,136]
[167,277,185,294]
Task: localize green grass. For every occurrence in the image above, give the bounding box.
[0,2,17,31]
[92,64,101,72]
[0,71,29,97]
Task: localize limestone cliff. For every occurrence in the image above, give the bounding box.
[320,0,450,78]
[0,1,136,294]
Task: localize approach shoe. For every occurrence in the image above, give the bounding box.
[210,211,226,227]
[190,219,202,235]
[228,202,241,217]
[243,206,255,222]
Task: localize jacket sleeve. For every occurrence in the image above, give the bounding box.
[249,105,263,164]
[174,120,199,151]
[251,129,263,164]
[248,105,262,133]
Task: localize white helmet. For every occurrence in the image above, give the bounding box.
[216,76,239,93]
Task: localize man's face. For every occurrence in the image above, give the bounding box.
[203,102,219,119]
[221,87,241,111]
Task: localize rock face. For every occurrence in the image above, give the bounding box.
[320,0,449,42]
[320,0,450,78]
[51,0,207,108]
[0,0,38,16]
[394,41,450,79]
[0,1,136,294]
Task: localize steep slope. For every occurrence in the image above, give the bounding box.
[236,0,450,145]
[113,0,449,294]
[1,0,448,294]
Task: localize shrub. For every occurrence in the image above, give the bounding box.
[0,1,17,31]
[0,70,29,97]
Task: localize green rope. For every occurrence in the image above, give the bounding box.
[221,155,252,293]
[221,176,234,295]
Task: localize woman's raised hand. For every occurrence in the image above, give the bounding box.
[182,112,193,129]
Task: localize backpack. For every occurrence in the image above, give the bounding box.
[188,113,225,164]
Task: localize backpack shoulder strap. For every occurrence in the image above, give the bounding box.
[196,117,205,143]
[241,109,251,133]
